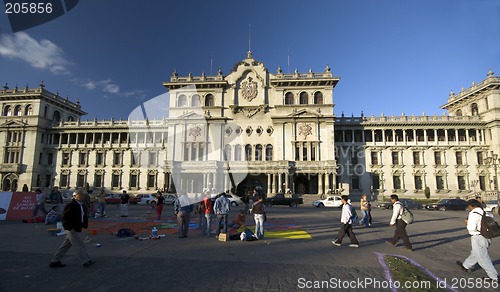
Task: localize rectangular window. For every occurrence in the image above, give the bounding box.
[413,151,420,165]
[457,176,466,190]
[392,151,399,165]
[302,143,307,161]
[295,143,300,161]
[45,175,51,188]
[113,152,122,166]
[76,174,85,188]
[48,153,53,165]
[131,151,139,166]
[371,174,380,190]
[79,152,87,166]
[184,144,189,161]
[94,174,103,188]
[191,144,197,161]
[60,174,68,188]
[434,152,442,165]
[436,175,444,190]
[198,144,204,161]
[351,151,358,165]
[311,144,315,161]
[62,153,70,166]
[351,176,359,190]
[130,174,137,188]
[39,153,42,165]
[477,152,484,165]
[479,176,486,191]
[149,152,157,166]
[456,151,463,165]
[147,174,156,188]
[112,174,120,188]
[96,152,104,166]
[371,152,378,165]
[393,175,401,190]
[414,176,423,190]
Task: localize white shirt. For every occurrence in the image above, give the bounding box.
[467,207,485,236]
[390,201,403,225]
[340,203,353,224]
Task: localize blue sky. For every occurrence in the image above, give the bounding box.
[0,0,499,120]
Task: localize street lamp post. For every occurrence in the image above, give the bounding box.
[486,151,499,214]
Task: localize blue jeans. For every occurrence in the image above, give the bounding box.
[216,214,228,235]
[360,210,370,227]
[254,214,265,239]
[463,235,498,280]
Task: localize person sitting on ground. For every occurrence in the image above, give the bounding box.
[230,210,246,228]
[45,206,61,225]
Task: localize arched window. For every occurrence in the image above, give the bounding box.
[314,92,323,104]
[25,104,33,116]
[244,144,252,161]
[471,103,479,116]
[234,145,242,161]
[67,116,74,122]
[205,94,214,107]
[191,94,201,107]
[14,105,22,116]
[224,144,232,161]
[178,95,187,107]
[3,105,11,116]
[255,145,263,161]
[455,109,462,116]
[53,111,61,122]
[285,92,294,105]
[299,92,309,104]
[265,144,273,161]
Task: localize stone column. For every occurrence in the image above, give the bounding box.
[271,173,276,193]
[278,173,283,193]
[318,173,323,195]
[267,174,272,194]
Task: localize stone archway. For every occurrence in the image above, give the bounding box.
[2,174,19,191]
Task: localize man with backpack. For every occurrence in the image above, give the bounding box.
[387,194,413,251]
[332,195,359,248]
[456,199,498,283]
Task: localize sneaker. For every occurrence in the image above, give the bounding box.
[349,244,359,248]
[49,261,66,268]
[332,240,341,247]
[456,261,469,273]
[82,260,96,267]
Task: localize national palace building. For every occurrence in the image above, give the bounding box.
[1,52,499,200]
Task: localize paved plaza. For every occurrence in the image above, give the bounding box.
[1,196,499,291]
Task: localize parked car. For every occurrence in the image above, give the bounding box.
[426,199,468,211]
[312,196,342,208]
[484,200,498,214]
[225,194,244,207]
[377,199,422,210]
[264,193,303,208]
[136,194,157,205]
[150,194,178,207]
[104,194,139,204]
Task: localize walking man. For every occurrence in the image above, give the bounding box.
[32,189,48,217]
[49,186,63,212]
[457,199,498,282]
[332,195,360,248]
[202,193,213,237]
[252,196,265,239]
[49,189,95,268]
[214,193,230,236]
[387,194,413,251]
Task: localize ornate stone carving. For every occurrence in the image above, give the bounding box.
[241,77,258,101]
[298,123,313,139]
[188,124,202,141]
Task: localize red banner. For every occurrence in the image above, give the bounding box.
[0,192,37,220]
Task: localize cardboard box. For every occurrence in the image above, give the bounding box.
[218,233,228,241]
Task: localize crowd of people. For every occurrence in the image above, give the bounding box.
[33,185,499,282]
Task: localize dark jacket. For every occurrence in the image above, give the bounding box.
[252,201,265,215]
[62,199,88,232]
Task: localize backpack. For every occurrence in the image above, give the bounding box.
[398,202,414,224]
[349,205,358,224]
[474,211,500,239]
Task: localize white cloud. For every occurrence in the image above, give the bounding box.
[0,32,70,74]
